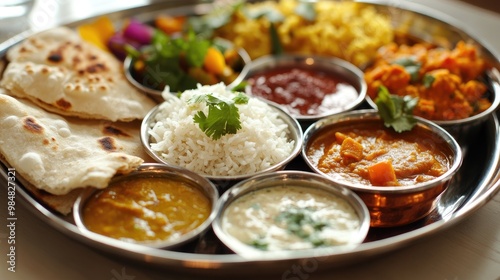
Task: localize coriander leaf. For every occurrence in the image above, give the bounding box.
[423,74,436,88]
[295,1,316,21]
[375,86,418,133]
[244,6,285,23]
[197,101,239,140]
[230,81,248,92]
[275,207,328,244]
[392,56,421,82]
[192,111,208,132]
[269,22,284,55]
[249,239,268,250]
[188,93,248,140]
[232,91,250,104]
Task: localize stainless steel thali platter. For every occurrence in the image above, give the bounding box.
[1,0,500,276]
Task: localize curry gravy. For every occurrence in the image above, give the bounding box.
[306,121,451,186]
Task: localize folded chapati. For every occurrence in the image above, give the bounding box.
[0,27,156,122]
[0,92,147,197]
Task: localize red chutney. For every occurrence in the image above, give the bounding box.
[247,66,359,116]
[306,121,452,186]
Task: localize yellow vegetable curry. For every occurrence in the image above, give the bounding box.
[82,176,211,243]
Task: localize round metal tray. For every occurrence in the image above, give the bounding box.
[1,0,500,277]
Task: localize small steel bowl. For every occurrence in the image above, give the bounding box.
[140,94,303,189]
[228,54,367,123]
[73,163,219,249]
[302,110,463,227]
[124,37,251,101]
[212,171,370,259]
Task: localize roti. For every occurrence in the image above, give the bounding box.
[0,91,148,199]
[0,27,157,122]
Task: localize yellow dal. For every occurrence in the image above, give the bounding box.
[82,176,211,243]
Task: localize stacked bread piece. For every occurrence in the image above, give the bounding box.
[0,27,157,214]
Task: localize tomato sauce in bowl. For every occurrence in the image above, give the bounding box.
[248,66,359,116]
[232,55,367,121]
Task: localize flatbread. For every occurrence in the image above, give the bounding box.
[0,155,83,216]
[0,26,157,122]
[0,91,147,198]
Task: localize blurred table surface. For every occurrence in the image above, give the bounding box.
[1,0,500,279]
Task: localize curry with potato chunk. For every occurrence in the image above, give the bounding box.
[306,120,452,186]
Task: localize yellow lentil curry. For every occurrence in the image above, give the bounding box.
[364,41,492,120]
[306,121,451,186]
[82,176,211,243]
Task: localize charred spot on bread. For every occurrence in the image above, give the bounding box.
[86,63,106,73]
[47,51,63,63]
[98,136,117,152]
[103,125,131,137]
[72,56,81,66]
[23,117,44,134]
[55,98,72,110]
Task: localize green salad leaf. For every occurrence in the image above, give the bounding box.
[126,29,214,92]
[188,92,249,140]
[184,32,211,67]
[375,86,419,133]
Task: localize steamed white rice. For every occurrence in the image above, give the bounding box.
[148,83,295,176]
